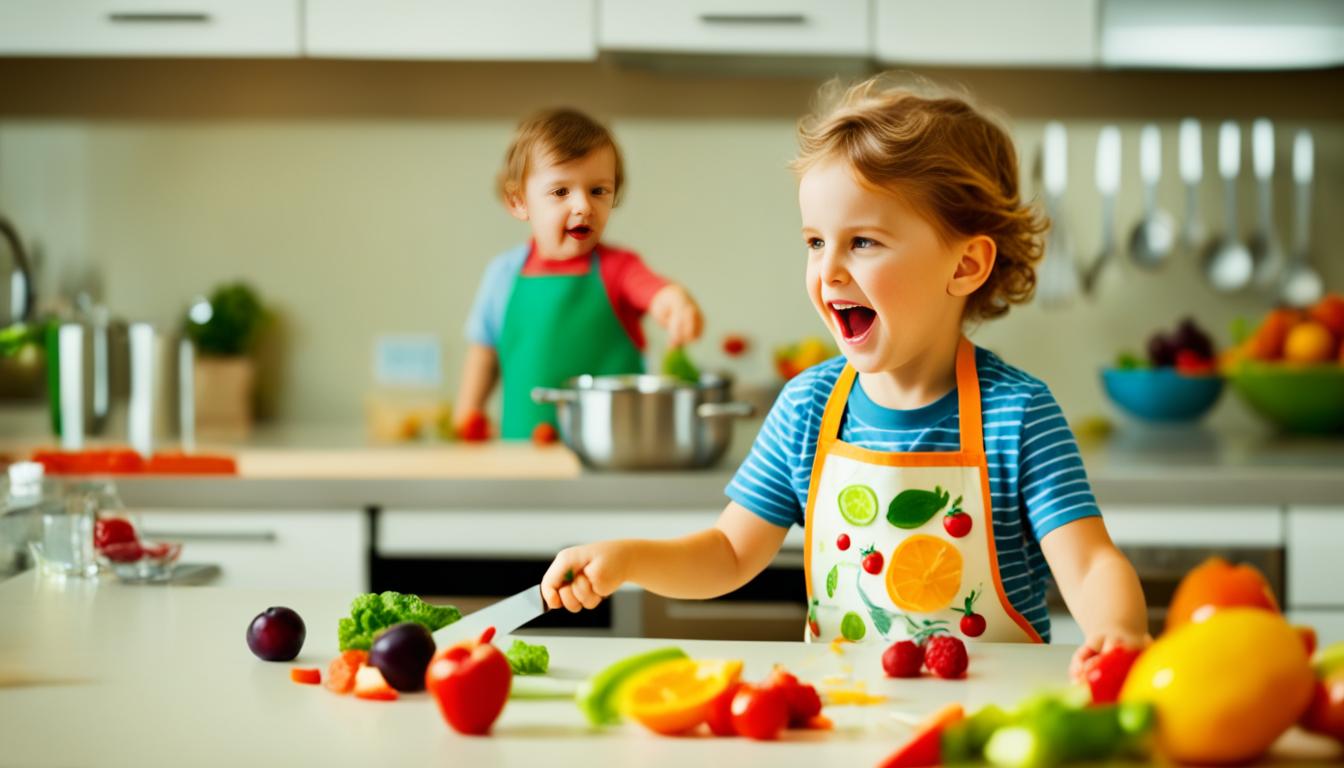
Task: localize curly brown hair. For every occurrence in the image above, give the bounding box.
[792,75,1046,322]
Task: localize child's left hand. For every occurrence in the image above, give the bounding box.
[649,284,703,347]
[1070,630,1153,682]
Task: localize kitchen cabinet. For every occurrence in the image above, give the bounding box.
[1287,506,1344,610]
[598,0,870,57]
[874,0,1097,67]
[0,0,301,57]
[304,0,596,61]
[137,509,367,591]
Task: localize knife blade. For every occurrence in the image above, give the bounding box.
[432,584,546,647]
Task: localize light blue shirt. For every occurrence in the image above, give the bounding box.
[726,347,1101,642]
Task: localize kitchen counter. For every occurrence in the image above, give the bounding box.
[1,572,1337,767]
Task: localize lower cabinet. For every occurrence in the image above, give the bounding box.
[137,509,368,592]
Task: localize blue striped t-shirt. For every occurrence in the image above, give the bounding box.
[726,347,1101,642]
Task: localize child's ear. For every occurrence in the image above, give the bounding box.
[948,235,996,298]
[503,183,529,221]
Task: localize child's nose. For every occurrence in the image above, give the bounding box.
[820,247,850,284]
[570,191,593,215]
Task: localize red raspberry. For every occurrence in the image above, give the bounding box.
[923,635,968,679]
[881,640,924,678]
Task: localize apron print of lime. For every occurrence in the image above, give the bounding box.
[840,611,867,642]
[838,484,879,526]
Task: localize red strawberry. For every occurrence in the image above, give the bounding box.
[943,509,971,538]
[101,541,144,563]
[836,533,851,551]
[763,667,823,727]
[881,640,924,678]
[954,589,985,638]
[924,636,968,679]
[722,335,749,357]
[94,517,138,550]
[861,544,884,575]
[1084,646,1142,704]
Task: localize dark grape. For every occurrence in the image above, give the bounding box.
[1146,333,1177,367]
[369,622,436,692]
[246,607,306,661]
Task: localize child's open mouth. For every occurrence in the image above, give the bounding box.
[829,301,877,344]
[566,225,592,241]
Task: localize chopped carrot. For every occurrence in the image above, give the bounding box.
[325,650,368,694]
[353,665,398,701]
[290,667,321,685]
[803,714,834,730]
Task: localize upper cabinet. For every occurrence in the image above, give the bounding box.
[599,0,870,57]
[305,0,597,60]
[0,0,300,57]
[874,0,1097,67]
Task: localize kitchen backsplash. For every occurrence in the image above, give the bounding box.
[0,60,1340,427]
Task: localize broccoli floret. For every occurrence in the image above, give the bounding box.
[337,591,461,651]
[505,640,550,676]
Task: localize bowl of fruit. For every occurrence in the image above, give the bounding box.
[94,513,182,582]
[1222,295,1344,434]
[1101,318,1224,424]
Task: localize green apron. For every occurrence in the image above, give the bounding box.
[497,248,645,439]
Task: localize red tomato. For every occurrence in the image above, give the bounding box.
[730,684,788,741]
[1084,646,1142,704]
[861,545,884,575]
[1303,672,1344,741]
[943,510,972,538]
[425,629,512,735]
[94,517,138,550]
[531,422,558,446]
[457,411,491,443]
[706,681,743,737]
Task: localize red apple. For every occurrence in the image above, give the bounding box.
[425,627,512,735]
[1303,670,1344,742]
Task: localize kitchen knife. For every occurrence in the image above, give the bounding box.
[432,584,547,647]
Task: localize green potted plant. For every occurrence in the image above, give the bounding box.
[183,282,267,435]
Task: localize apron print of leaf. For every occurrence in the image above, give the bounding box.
[826,564,839,598]
[886,484,952,529]
[855,569,898,638]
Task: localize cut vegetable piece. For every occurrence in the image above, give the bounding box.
[621,659,743,735]
[325,650,368,694]
[838,484,879,526]
[353,664,398,701]
[575,646,688,726]
[289,667,321,685]
[877,703,965,768]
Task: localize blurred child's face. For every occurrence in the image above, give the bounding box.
[799,158,967,375]
[508,144,617,260]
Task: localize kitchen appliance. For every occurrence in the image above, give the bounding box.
[433,584,546,646]
[532,373,755,470]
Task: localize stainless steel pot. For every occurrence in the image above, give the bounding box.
[532,373,756,470]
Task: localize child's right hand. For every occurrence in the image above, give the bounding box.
[541,541,633,612]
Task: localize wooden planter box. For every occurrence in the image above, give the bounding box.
[194,355,254,436]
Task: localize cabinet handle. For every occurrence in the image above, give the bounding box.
[107,12,212,24]
[142,530,277,544]
[698,13,807,25]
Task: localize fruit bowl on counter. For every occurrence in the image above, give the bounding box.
[1102,317,1224,424]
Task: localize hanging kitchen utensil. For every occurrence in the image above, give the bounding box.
[1248,118,1286,290]
[1129,124,1176,270]
[1178,118,1206,256]
[1201,121,1254,292]
[1083,125,1121,295]
[0,215,35,329]
[1279,130,1324,308]
[1037,123,1079,308]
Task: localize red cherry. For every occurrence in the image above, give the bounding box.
[943,510,972,538]
[861,545,883,575]
[836,533,850,551]
[722,335,749,357]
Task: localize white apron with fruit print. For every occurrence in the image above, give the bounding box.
[803,338,1042,645]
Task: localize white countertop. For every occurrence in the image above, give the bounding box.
[2,572,1339,767]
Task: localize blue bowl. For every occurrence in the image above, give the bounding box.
[1100,368,1224,423]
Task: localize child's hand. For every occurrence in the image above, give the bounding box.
[541,541,634,613]
[1069,630,1152,682]
[649,284,703,347]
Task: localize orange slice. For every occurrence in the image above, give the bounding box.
[620,658,743,735]
[886,535,963,613]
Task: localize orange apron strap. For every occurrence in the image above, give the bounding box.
[819,364,858,444]
[955,337,985,456]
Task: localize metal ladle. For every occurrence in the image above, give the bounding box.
[1037,122,1079,308]
[1129,124,1176,270]
[1279,130,1324,307]
[1201,121,1254,292]
[1082,126,1121,295]
[1248,118,1286,290]
[1178,119,1206,255]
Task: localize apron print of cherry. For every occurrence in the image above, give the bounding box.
[836,533,851,551]
[954,587,985,637]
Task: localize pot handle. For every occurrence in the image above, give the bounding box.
[532,387,578,404]
[697,402,756,419]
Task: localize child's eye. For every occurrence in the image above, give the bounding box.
[806,237,825,251]
[852,236,878,249]
[552,187,568,198]
[591,186,610,197]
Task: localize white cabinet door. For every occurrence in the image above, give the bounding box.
[599,0,869,57]
[1099,505,1282,548]
[305,0,596,60]
[1288,506,1344,609]
[137,510,367,592]
[0,0,300,56]
[874,0,1097,67]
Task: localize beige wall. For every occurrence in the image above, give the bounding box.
[1,59,1340,427]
